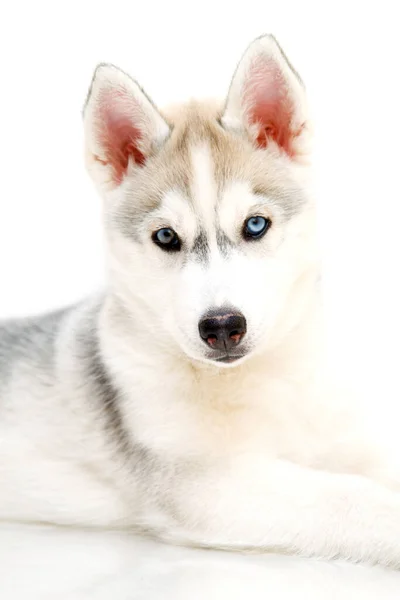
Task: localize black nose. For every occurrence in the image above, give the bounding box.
[198,310,247,351]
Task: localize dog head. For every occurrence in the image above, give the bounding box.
[84,35,317,367]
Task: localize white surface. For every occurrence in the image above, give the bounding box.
[0,523,399,600]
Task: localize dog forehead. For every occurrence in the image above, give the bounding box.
[165,102,252,193]
[163,102,305,219]
[115,102,304,238]
[117,104,227,222]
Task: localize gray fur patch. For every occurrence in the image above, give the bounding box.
[76,305,159,478]
[112,197,161,243]
[191,230,209,262]
[0,309,66,396]
[251,186,306,221]
[82,331,132,457]
[216,228,235,256]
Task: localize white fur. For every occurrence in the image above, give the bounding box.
[189,144,218,236]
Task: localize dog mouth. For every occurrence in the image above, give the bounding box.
[209,352,247,364]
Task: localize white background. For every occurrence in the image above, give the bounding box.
[1,4,400,597]
[0,1,399,400]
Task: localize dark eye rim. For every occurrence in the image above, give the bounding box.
[152,227,181,252]
[243,216,272,240]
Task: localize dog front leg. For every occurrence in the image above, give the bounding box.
[157,457,400,568]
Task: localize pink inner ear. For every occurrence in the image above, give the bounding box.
[243,56,295,156]
[96,88,145,184]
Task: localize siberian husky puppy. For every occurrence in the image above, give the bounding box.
[1,34,400,568]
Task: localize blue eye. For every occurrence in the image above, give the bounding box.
[243,216,271,240]
[152,227,181,251]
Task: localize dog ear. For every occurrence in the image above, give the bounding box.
[222,35,308,158]
[84,64,170,190]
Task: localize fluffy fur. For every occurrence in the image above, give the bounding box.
[1,34,400,568]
